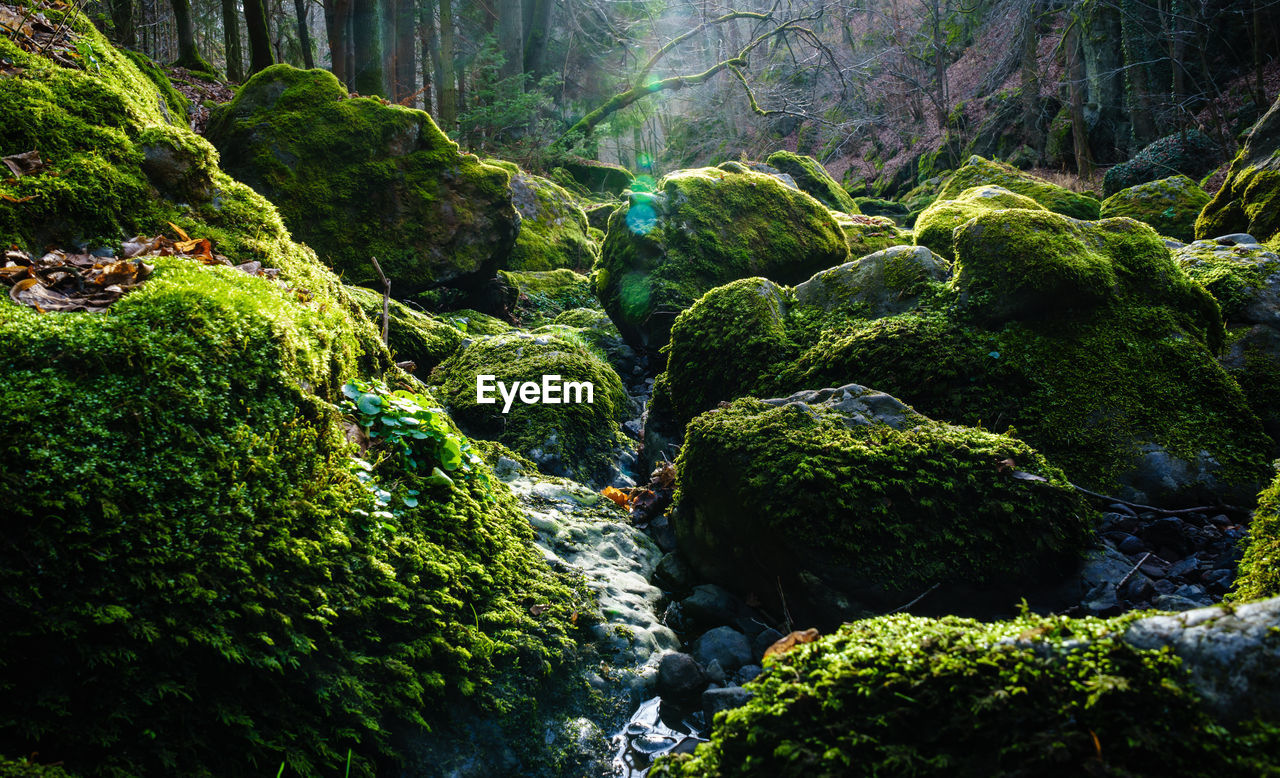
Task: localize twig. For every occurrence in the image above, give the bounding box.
[368,256,390,345]
[775,576,793,634]
[1070,483,1244,517]
[889,582,941,614]
[1115,552,1152,592]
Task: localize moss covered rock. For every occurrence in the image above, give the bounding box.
[1234,469,1280,600]
[1099,175,1210,242]
[673,386,1093,620]
[431,330,631,486]
[346,284,464,371]
[205,65,518,294]
[1105,129,1221,197]
[937,156,1101,220]
[652,603,1280,777]
[0,22,585,776]
[1197,93,1280,246]
[654,210,1270,504]
[765,151,861,213]
[596,166,849,352]
[833,212,911,258]
[500,267,598,326]
[913,185,1046,260]
[505,170,598,271]
[555,157,634,195]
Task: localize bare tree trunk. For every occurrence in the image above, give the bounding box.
[351,0,383,95]
[522,0,552,77]
[497,0,522,82]
[419,0,435,111]
[170,0,206,70]
[1065,18,1094,179]
[436,0,457,129]
[294,0,315,68]
[222,0,244,80]
[1020,0,1042,149]
[112,0,136,47]
[244,0,275,75]
[323,0,351,84]
[1255,0,1267,108]
[391,0,415,101]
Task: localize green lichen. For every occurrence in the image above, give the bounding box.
[504,170,598,272]
[346,284,464,372]
[595,166,849,352]
[1099,175,1210,242]
[672,395,1093,610]
[913,185,1046,260]
[765,151,861,213]
[1233,465,1280,600]
[652,610,1280,777]
[205,65,518,294]
[937,156,1101,220]
[430,330,630,485]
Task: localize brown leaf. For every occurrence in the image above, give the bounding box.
[528,604,550,616]
[763,628,821,661]
[2,150,45,177]
[997,458,1015,474]
[0,193,35,203]
[601,486,632,509]
[651,461,676,490]
[167,221,192,242]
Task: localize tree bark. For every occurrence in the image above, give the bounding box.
[294,0,315,68]
[1065,18,1094,179]
[435,0,457,129]
[351,0,384,95]
[1020,0,1042,149]
[521,0,552,77]
[497,0,522,83]
[112,0,136,47]
[221,0,243,80]
[420,0,436,112]
[243,0,275,75]
[323,0,351,85]
[392,0,416,101]
[170,0,205,70]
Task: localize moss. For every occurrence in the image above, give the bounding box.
[596,166,849,352]
[1232,465,1280,600]
[205,65,518,294]
[1105,129,1221,197]
[500,268,598,326]
[0,756,77,777]
[1099,175,1210,242]
[832,212,911,259]
[1174,240,1280,321]
[553,157,633,195]
[1196,92,1280,245]
[441,307,512,335]
[672,394,1093,610]
[430,330,630,485]
[0,23,586,776]
[652,610,1280,777]
[764,151,861,213]
[852,196,908,218]
[937,156,1101,220]
[118,49,190,122]
[346,284,464,371]
[505,171,598,272]
[913,185,1046,260]
[1220,325,1280,443]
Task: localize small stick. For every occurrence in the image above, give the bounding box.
[1115,552,1152,591]
[1071,483,1244,518]
[889,582,941,614]
[369,256,390,345]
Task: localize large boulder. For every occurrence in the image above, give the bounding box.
[205,65,518,294]
[653,210,1271,505]
[652,601,1280,777]
[430,330,632,486]
[764,151,861,213]
[1197,93,1280,247]
[673,385,1094,622]
[937,156,1101,220]
[490,161,598,272]
[0,24,585,775]
[913,185,1046,260]
[500,267,598,326]
[346,284,464,372]
[1104,129,1221,197]
[1099,175,1211,242]
[595,166,849,353]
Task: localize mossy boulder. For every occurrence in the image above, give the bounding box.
[1105,129,1221,197]
[652,603,1280,777]
[430,330,632,486]
[937,156,1100,220]
[793,245,952,317]
[765,151,861,213]
[505,170,598,271]
[0,22,586,775]
[833,212,911,258]
[654,210,1270,504]
[1099,175,1210,242]
[1233,468,1280,600]
[673,386,1094,621]
[549,307,642,380]
[346,284,464,371]
[596,166,849,352]
[555,157,634,195]
[1197,93,1280,246]
[913,185,1046,260]
[205,65,518,294]
[500,267,598,326]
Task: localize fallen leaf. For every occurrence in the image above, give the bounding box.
[601,486,632,509]
[997,458,1015,474]
[0,193,35,203]
[167,221,191,242]
[763,628,821,661]
[2,150,45,177]
[651,461,676,490]
[529,604,550,616]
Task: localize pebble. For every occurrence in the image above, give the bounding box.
[702,687,753,722]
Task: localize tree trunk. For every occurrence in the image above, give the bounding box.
[221,0,243,80]
[294,0,315,68]
[1065,19,1094,179]
[351,0,383,95]
[1255,0,1267,108]
[497,0,522,83]
[323,0,351,85]
[244,0,275,75]
[436,0,457,129]
[521,0,552,77]
[112,0,136,47]
[420,0,437,112]
[1020,0,1042,149]
[392,0,416,101]
[170,0,205,70]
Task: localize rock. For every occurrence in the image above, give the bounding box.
[1202,568,1234,592]
[832,212,913,260]
[674,385,1094,622]
[752,628,785,661]
[1083,583,1122,616]
[1104,129,1221,196]
[656,652,708,705]
[596,166,849,353]
[1143,517,1189,555]
[1099,175,1210,242]
[345,285,464,372]
[765,151,861,213]
[702,686,754,723]
[497,268,595,326]
[1122,576,1156,603]
[585,202,618,231]
[429,330,633,486]
[501,168,598,271]
[1151,594,1203,611]
[555,157,633,195]
[1174,240,1280,326]
[692,627,754,673]
[653,552,696,592]
[702,659,726,684]
[205,65,518,294]
[914,185,1046,260]
[138,125,216,202]
[738,665,763,683]
[1235,467,1280,600]
[679,584,752,633]
[646,513,679,553]
[793,244,951,316]
[936,155,1101,219]
[1196,90,1280,246]
[1117,534,1145,555]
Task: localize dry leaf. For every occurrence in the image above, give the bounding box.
[2,150,45,177]
[601,486,631,509]
[167,221,192,242]
[763,628,820,661]
[528,604,550,616]
[0,193,35,203]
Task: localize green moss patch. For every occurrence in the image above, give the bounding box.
[833,212,911,258]
[346,284,464,372]
[1100,175,1210,242]
[1233,465,1280,600]
[938,156,1100,220]
[1105,129,1221,197]
[1197,93,1280,245]
[205,65,518,294]
[505,170,598,271]
[501,267,598,326]
[765,151,861,213]
[913,185,1046,260]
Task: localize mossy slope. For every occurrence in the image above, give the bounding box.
[1100,175,1210,242]
[1197,92,1280,245]
[596,166,848,352]
[913,185,1046,260]
[346,284,464,372]
[937,156,1100,220]
[205,65,518,294]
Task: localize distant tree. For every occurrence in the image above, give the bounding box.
[244,0,275,74]
[294,0,315,68]
[170,0,212,71]
[222,0,244,80]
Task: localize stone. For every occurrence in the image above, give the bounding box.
[702,686,754,723]
[692,627,754,673]
[656,652,708,705]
